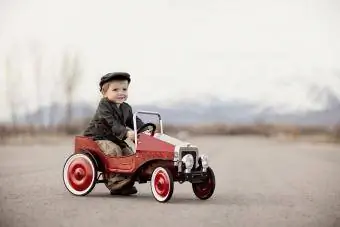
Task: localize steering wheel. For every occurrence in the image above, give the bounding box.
[137,123,157,136]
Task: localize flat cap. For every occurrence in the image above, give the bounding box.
[99,72,131,91]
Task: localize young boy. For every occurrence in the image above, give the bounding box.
[83,72,144,195]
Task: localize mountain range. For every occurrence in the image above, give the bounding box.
[17,88,340,127]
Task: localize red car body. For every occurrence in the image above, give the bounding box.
[74,133,175,173]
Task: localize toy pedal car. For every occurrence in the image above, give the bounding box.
[62,111,215,203]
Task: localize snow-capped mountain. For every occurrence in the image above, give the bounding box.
[15,88,340,127]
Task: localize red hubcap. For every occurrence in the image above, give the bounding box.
[68,157,93,191]
[154,171,169,197]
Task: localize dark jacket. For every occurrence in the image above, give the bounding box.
[83,97,144,142]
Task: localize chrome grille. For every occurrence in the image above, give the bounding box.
[179,147,198,168]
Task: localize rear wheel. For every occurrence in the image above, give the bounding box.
[150,167,174,202]
[192,167,215,200]
[63,153,97,196]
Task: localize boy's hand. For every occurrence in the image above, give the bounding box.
[143,129,151,135]
[126,130,135,141]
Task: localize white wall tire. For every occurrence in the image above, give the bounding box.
[150,167,174,203]
[63,153,97,196]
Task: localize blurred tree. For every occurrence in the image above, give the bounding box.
[46,61,62,127]
[61,51,82,132]
[5,54,22,127]
[29,41,43,127]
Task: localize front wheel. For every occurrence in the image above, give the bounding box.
[192,167,215,200]
[150,167,174,202]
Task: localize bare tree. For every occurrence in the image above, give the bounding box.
[29,41,43,127]
[61,50,83,132]
[47,65,65,127]
[335,70,340,128]
[48,70,61,127]
[5,54,20,127]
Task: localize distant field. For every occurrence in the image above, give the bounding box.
[1,123,339,145]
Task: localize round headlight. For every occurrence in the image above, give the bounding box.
[200,154,209,168]
[181,154,194,170]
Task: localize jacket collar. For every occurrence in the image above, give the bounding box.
[104,97,124,121]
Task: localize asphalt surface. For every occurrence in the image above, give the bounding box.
[0,136,340,227]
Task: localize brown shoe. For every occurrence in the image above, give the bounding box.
[107,179,129,190]
[120,186,138,195]
[110,186,138,196]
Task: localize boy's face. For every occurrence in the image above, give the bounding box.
[103,80,129,104]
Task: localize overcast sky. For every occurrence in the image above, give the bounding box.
[0,0,339,121]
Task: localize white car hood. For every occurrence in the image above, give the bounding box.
[154,133,191,147]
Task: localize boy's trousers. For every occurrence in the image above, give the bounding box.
[95,139,134,190]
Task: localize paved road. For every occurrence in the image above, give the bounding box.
[0,136,340,227]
